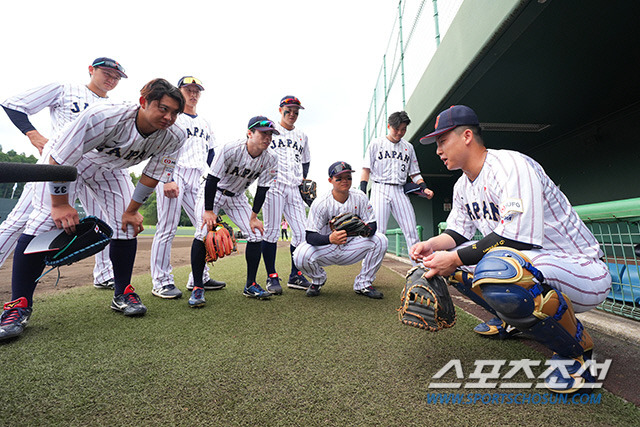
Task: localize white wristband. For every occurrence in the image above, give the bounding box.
[49,182,69,195]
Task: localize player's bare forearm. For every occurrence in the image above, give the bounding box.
[249,212,264,235]
[409,234,456,261]
[360,168,370,182]
[27,130,48,155]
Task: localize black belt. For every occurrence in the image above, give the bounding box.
[220,188,236,197]
[373,181,400,185]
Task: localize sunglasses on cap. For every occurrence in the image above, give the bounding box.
[93,60,126,75]
[180,77,203,86]
[249,119,276,130]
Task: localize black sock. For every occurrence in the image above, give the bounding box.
[290,244,300,276]
[109,239,137,295]
[191,239,206,288]
[261,241,278,275]
[245,241,262,285]
[11,234,46,306]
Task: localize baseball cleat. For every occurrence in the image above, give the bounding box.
[188,287,206,308]
[355,286,384,299]
[243,283,272,299]
[266,274,283,295]
[306,283,323,297]
[111,285,147,316]
[186,279,226,291]
[544,353,596,394]
[287,271,310,290]
[0,297,32,341]
[473,317,519,340]
[94,278,115,290]
[152,284,183,299]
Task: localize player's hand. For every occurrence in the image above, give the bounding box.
[163,181,179,198]
[409,241,435,261]
[423,188,434,199]
[250,216,264,235]
[422,251,462,279]
[122,210,144,237]
[26,130,48,155]
[51,204,79,234]
[202,210,217,232]
[329,230,348,245]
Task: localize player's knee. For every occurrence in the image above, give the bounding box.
[372,232,388,252]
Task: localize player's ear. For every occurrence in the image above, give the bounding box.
[88,66,95,77]
[139,96,147,109]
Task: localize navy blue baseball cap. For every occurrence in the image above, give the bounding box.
[280,95,305,109]
[419,105,479,145]
[92,57,127,78]
[328,161,355,178]
[178,76,204,91]
[248,116,280,134]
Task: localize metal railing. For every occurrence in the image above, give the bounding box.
[386,198,640,321]
[362,0,463,151]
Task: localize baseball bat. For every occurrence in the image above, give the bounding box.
[0,162,77,183]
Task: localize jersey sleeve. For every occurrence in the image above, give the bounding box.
[445,180,478,240]
[208,141,229,179]
[1,82,64,115]
[305,198,329,233]
[142,128,186,182]
[257,152,278,187]
[407,144,421,177]
[362,140,374,169]
[300,133,310,164]
[491,154,544,245]
[356,191,376,223]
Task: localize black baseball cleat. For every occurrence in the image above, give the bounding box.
[306,283,323,297]
[94,278,115,290]
[186,279,226,291]
[287,271,311,290]
[0,297,32,341]
[266,274,283,295]
[111,285,147,316]
[355,286,384,299]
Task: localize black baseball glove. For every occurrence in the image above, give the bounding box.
[329,212,370,237]
[25,216,113,267]
[398,266,456,331]
[299,179,317,207]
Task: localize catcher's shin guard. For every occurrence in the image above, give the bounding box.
[449,270,497,316]
[473,247,592,358]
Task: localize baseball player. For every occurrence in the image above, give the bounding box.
[293,161,388,298]
[260,96,312,295]
[150,76,225,299]
[0,79,187,342]
[0,57,125,289]
[411,105,611,393]
[187,116,278,308]
[360,111,433,264]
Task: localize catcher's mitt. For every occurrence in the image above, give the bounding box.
[299,179,317,207]
[204,221,237,262]
[329,212,370,237]
[398,266,456,331]
[24,216,113,267]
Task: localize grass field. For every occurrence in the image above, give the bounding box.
[1,248,639,426]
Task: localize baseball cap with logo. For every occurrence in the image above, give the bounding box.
[92,57,127,78]
[248,116,280,135]
[419,105,479,145]
[279,95,305,109]
[328,161,355,178]
[177,76,205,91]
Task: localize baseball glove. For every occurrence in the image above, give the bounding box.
[398,266,456,331]
[299,179,317,207]
[329,212,370,237]
[204,221,237,262]
[25,216,113,267]
[403,182,430,198]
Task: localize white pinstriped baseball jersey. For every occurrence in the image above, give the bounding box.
[446,149,603,259]
[363,136,420,184]
[270,122,310,186]
[1,83,108,139]
[306,189,375,235]
[49,103,185,182]
[209,138,277,194]
[175,113,215,171]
